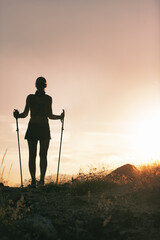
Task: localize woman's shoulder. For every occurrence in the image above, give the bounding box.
[45,94,52,102]
[26,94,34,100]
[26,93,52,103]
[27,94,34,97]
[25,94,37,104]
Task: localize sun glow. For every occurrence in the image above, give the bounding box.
[132,109,160,161]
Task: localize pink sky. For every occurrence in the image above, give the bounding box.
[0,0,160,185]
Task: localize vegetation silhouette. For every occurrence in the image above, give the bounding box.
[1,162,160,240]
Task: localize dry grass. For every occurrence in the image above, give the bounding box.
[0,149,7,183]
[138,161,160,187]
[1,162,160,240]
[0,149,13,185]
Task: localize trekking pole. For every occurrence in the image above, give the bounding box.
[56,109,65,184]
[15,116,23,188]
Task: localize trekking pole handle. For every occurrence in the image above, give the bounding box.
[15,116,18,132]
[62,109,65,119]
[14,109,19,130]
[61,109,65,130]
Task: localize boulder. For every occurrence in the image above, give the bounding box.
[20,214,58,240]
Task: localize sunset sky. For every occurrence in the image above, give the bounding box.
[0,0,160,185]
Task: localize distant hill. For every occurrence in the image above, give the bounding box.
[106,164,140,184]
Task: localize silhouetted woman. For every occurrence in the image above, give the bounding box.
[13,77,64,187]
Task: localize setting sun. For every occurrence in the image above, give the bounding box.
[131,108,160,161]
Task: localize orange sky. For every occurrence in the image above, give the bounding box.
[0,0,160,185]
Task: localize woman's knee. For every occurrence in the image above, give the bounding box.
[28,140,37,158]
[29,153,37,161]
[39,151,47,161]
[39,140,49,159]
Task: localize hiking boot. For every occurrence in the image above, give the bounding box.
[27,179,36,188]
[37,180,44,187]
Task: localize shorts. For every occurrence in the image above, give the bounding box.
[25,119,51,140]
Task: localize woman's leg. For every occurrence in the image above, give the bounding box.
[39,139,50,183]
[27,140,38,184]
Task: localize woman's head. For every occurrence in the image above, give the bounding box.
[35,77,47,90]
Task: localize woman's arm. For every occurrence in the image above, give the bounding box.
[19,95,30,118]
[13,95,30,119]
[48,97,63,120]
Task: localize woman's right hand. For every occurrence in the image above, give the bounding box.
[60,110,65,121]
[13,109,20,119]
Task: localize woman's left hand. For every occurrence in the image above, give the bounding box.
[13,109,20,119]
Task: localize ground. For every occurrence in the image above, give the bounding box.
[0,164,160,240]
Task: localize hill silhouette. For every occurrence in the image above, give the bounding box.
[106,164,140,184]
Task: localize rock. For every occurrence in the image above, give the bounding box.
[20,214,58,240]
[0,237,9,240]
[76,227,92,240]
